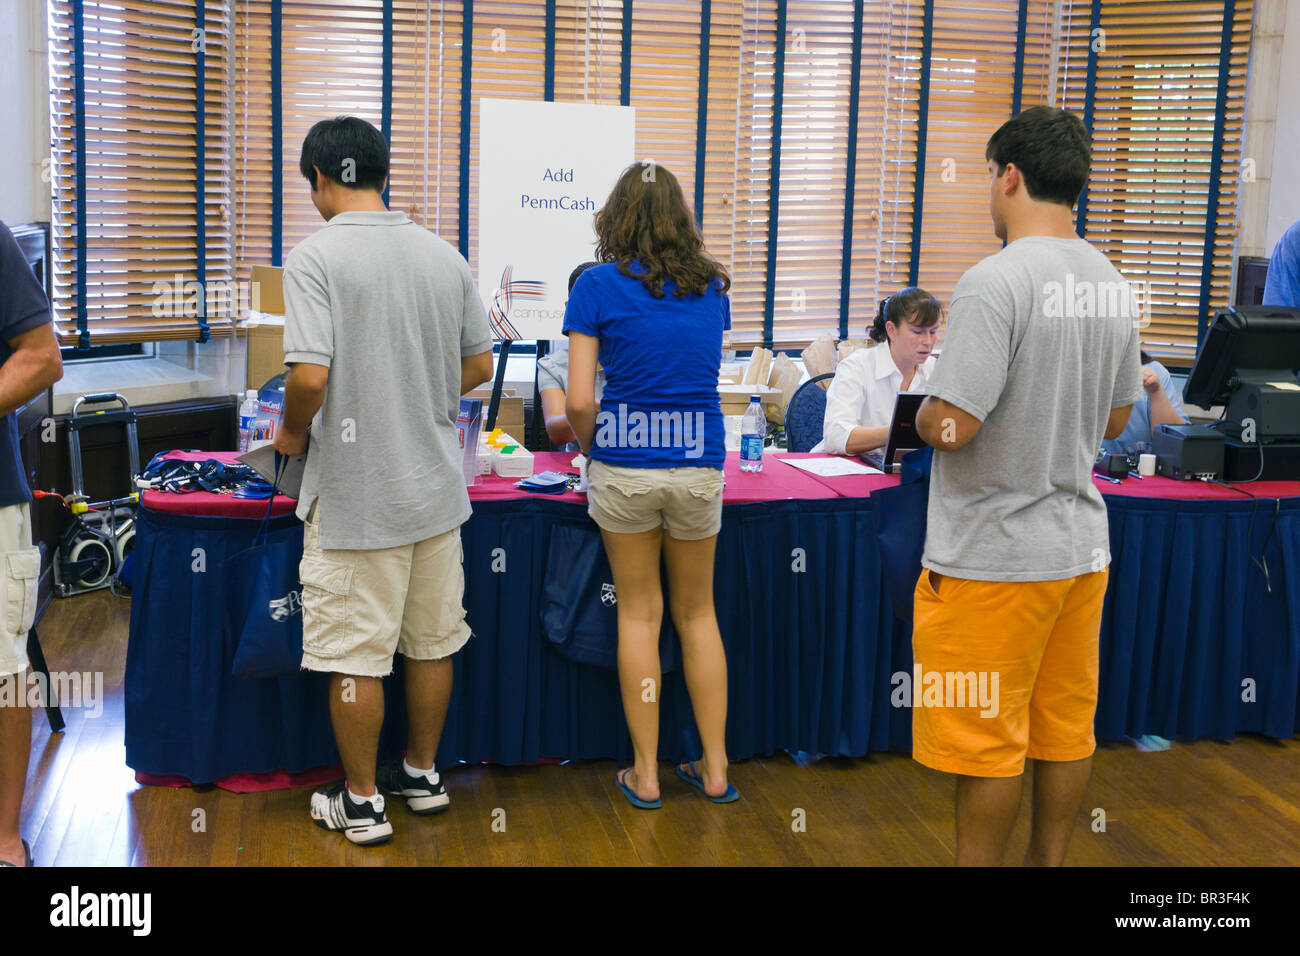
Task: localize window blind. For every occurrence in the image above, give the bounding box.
[1057,0,1254,363]
[915,1,1056,312]
[49,0,233,344]
[51,0,1256,352]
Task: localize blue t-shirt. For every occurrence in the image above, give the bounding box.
[562,262,729,469]
[1101,360,1188,455]
[1263,219,1300,307]
[0,221,54,507]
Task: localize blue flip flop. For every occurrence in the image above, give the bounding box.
[616,768,662,810]
[676,761,739,803]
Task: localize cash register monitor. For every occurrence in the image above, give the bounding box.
[862,392,927,474]
[1184,306,1300,412]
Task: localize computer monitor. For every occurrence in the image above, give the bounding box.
[1183,306,1300,410]
[862,392,927,474]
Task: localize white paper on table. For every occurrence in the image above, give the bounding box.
[775,456,883,477]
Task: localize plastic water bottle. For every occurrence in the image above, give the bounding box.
[740,395,765,473]
[238,389,259,452]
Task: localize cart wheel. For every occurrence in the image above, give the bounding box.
[115,525,135,565]
[68,537,112,589]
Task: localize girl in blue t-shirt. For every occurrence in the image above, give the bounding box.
[564,162,738,808]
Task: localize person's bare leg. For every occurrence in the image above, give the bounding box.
[403,656,453,770]
[329,672,384,796]
[1024,756,1092,866]
[601,527,664,803]
[955,774,1023,866]
[662,533,729,797]
[0,670,31,866]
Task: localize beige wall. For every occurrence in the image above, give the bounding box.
[0,0,51,226]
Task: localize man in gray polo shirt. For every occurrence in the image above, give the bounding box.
[275,116,493,845]
[915,107,1142,866]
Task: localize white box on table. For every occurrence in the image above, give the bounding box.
[488,433,534,477]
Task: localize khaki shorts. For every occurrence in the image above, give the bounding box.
[299,505,471,677]
[586,460,724,540]
[0,503,39,677]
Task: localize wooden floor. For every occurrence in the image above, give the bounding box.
[18,589,1300,866]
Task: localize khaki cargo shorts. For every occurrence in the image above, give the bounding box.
[586,460,724,540]
[0,503,39,677]
[298,505,471,677]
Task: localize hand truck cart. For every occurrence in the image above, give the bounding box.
[48,393,141,597]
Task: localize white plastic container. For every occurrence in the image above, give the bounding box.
[489,433,535,477]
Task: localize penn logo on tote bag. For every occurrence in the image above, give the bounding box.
[269,588,303,622]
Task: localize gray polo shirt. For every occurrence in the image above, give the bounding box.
[536,346,605,401]
[922,235,1143,582]
[283,210,492,549]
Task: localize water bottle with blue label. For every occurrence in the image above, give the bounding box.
[739,395,765,473]
[238,389,259,452]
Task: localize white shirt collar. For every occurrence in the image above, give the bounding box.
[870,343,903,382]
[869,341,930,387]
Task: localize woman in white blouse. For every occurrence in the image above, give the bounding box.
[814,287,942,456]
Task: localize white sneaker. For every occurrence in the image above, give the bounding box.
[310,781,394,846]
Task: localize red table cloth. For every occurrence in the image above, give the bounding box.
[141,448,1300,520]
[143,448,843,518]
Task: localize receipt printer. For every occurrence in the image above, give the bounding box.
[1152,423,1225,480]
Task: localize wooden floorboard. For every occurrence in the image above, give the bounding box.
[17,589,1300,866]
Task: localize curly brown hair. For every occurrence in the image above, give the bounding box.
[593,162,731,299]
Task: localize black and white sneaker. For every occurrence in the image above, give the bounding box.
[309,781,394,845]
[377,760,451,815]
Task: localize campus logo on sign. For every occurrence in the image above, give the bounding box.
[488,264,547,340]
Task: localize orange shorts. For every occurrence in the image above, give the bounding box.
[910,567,1108,778]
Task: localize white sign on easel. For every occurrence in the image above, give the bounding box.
[477,98,636,341]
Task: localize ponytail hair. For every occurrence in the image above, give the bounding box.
[868,287,941,344]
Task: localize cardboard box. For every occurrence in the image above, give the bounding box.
[250,265,285,315]
[243,265,288,390]
[463,387,523,433]
[718,383,782,417]
[245,316,288,391]
[491,397,524,433]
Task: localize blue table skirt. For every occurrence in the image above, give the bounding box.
[124,493,1300,784]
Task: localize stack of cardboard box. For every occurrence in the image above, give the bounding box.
[465,387,525,436]
[242,265,290,390]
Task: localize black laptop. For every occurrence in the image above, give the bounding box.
[861,392,927,474]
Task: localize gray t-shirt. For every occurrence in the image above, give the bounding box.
[922,235,1143,582]
[283,210,492,550]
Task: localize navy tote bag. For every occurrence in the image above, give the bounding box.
[868,445,933,623]
[541,523,681,673]
[223,455,306,680]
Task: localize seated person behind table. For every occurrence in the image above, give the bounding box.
[1263,217,1300,307]
[812,287,941,455]
[538,261,605,450]
[1099,349,1188,455]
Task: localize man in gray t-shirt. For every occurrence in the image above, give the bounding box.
[275,117,493,846]
[913,107,1141,867]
